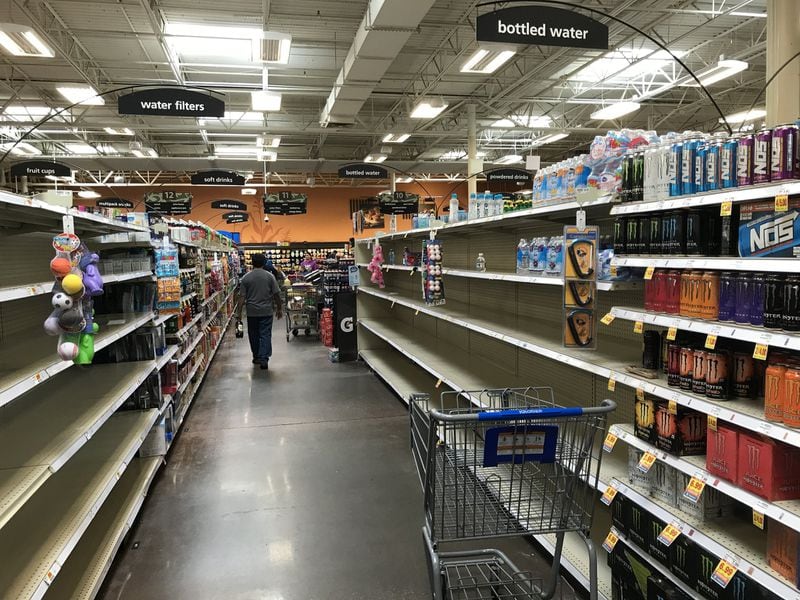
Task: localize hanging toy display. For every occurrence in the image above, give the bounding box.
[422,234,445,306]
[367,241,385,289]
[45,232,88,361]
[75,245,105,364]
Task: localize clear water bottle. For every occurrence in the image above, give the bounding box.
[516,239,529,273]
[475,252,486,272]
[387,248,395,265]
[449,193,459,223]
[493,193,504,216]
[483,191,492,218]
[468,192,477,220]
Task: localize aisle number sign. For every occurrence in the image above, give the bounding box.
[637,452,657,473]
[711,558,738,589]
[601,485,618,506]
[602,530,619,553]
[657,523,682,547]
[603,432,618,453]
[776,194,789,212]
[683,476,706,503]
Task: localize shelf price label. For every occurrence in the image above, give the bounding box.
[753,343,769,361]
[668,400,678,415]
[607,377,616,392]
[705,334,718,350]
[683,476,706,503]
[603,432,618,453]
[601,312,615,326]
[435,378,442,389]
[636,387,646,401]
[610,264,618,278]
[720,200,733,217]
[708,415,718,431]
[600,484,619,506]
[666,327,678,341]
[776,194,789,212]
[634,321,644,334]
[711,558,739,589]
[644,266,655,280]
[753,509,765,530]
[657,522,682,547]
[602,530,620,553]
[637,451,657,473]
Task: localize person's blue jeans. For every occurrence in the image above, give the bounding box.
[247,315,273,362]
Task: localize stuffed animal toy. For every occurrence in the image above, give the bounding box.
[79,252,104,296]
[366,243,385,289]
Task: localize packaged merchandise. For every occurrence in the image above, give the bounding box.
[737,432,800,501]
[655,404,706,456]
[635,395,660,444]
[670,534,698,588]
[696,545,754,600]
[611,492,628,536]
[705,423,739,483]
[627,499,649,549]
[767,520,800,588]
[609,541,654,600]
[628,446,652,491]
[676,471,734,521]
[649,461,678,508]
[139,418,167,457]
[647,575,691,600]
[646,512,669,565]
[738,198,800,258]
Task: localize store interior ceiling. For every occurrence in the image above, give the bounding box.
[0,0,770,188]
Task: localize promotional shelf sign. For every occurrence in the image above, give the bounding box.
[210,199,247,211]
[477,6,608,50]
[379,191,419,215]
[486,168,533,186]
[263,192,308,215]
[338,164,388,179]
[144,191,193,215]
[118,88,224,117]
[563,225,598,349]
[223,211,249,224]
[10,160,71,178]
[96,198,134,209]
[190,170,244,186]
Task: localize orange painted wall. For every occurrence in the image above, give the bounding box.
[86,181,467,243]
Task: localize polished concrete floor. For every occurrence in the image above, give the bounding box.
[99,323,580,600]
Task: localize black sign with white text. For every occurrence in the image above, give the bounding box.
[96,198,134,209]
[477,6,608,49]
[263,192,308,215]
[191,170,245,186]
[211,199,247,211]
[118,88,225,117]
[10,160,71,178]
[223,211,249,223]
[144,191,193,215]
[379,191,419,215]
[486,168,533,186]
[338,164,388,179]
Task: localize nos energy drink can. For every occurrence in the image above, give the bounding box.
[771,124,798,181]
[737,134,754,186]
[721,136,737,188]
[669,140,682,196]
[681,138,699,195]
[754,127,772,184]
[694,143,707,193]
[705,138,721,192]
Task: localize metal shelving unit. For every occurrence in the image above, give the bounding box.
[612,255,800,272]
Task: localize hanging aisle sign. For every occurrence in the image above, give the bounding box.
[486,168,533,186]
[211,199,247,211]
[223,211,249,224]
[263,192,308,215]
[96,198,134,209]
[476,6,609,49]
[190,170,245,186]
[144,191,193,215]
[338,164,388,179]
[118,88,225,117]
[379,191,419,215]
[10,160,71,178]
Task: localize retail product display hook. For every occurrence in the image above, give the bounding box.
[429,230,437,241]
[575,207,586,231]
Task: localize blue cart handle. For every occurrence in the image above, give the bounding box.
[477,406,583,421]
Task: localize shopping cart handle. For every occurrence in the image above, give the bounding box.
[476,406,584,420]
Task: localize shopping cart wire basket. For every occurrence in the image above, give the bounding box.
[410,388,616,600]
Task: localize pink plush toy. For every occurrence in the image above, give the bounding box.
[367,243,385,289]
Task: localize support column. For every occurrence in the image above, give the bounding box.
[467,104,479,199]
[766,0,800,126]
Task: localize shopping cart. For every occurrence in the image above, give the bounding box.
[284,281,321,341]
[410,388,615,600]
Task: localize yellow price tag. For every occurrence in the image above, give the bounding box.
[683,476,706,503]
[776,194,789,212]
[610,264,618,277]
[708,415,718,431]
[711,558,739,589]
[668,400,678,415]
[409,269,415,276]
[720,200,733,217]
[636,388,645,401]
[601,485,618,506]
[705,334,717,350]
[601,313,615,326]
[644,266,655,280]
[666,327,677,341]
[415,310,420,316]
[637,452,657,473]
[657,523,682,547]
[603,432,618,453]
[607,377,616,392]
[753,343,768,361]
[634,321,644,334]
[435,378,442,388]
[602,530,619,552]
[753,510,765,530]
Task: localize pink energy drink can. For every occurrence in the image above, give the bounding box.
[771,124,798,180]
[753,127,772,184]
[736,134,754,186]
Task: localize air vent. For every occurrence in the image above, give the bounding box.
[258,32,291,64]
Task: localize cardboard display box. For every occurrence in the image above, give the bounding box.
[655,404,707,456]
[706,423,740,483]
[737,432,800,501]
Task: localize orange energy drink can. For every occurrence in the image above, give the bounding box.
[765,364,787,422]
[784,368,800,427]
[701,271,720,320]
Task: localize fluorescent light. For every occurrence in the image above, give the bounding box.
[572,49,684,84]
[259,31,291,64]
[131,147,158,158]
[382,133,410,143]
[63,143,98,155]
[365,154,387,163]
[682,59,749,87]
[57,86,104,106]
[164,22,260,60]
[104,127,134,135]
[251,90,282,111]
[257,135,281,147]
[77,190,101,199]
[491,119,515,128]
[258,150,277,161]
[591,101,641,120]
[216,146,260,156]
[530,132,569,146]
[460,48,515,74]
[241,187,258,195]
[396,176,414,183]
[721,108,767,124]
[439,150,466,160]
[222,111,266,123]
[0,141,41,156]
[207,155,217,160]
[46,174,74,182]
[495,154,523,165]
[411,98,448,119]
[492,115,552,128]
[3,105,60,122]
[0,24,54,57]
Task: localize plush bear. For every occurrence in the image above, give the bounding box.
[366,243,385,289]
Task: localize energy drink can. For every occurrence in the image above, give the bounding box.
[765,364,787,422]
[621,152,633,202]
[737,134,754,186]
[664,270,681,314]
[679,345,695,391]
[749,273,765,326]
[626,218,640,254]
[643,331,661,370]
[634,151,645,202]
[764,274,786,329]
[681,138,699,195]
[692,349,707,395]
[694,143,707,193]
[771,124,798,181]
[649,216,662,254]
[671,210,687,254]
[669,140,682,196]
[753,127,772,184]
[721,137,737,188]
[734,273,753,324]
[784,368,800,427]
[718,271,737,321]
[705,348,731,400]
[685,209,705,255]
[668,342,682,387]
[733,350,755,398]
[783,275,800,332]
[705,138,721,191]
[613,217,627,254]
[660,213,672,254]
[700,271,720,320]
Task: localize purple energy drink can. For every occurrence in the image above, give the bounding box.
[705,138,721,191]
[669,141,682,196]
[681,138,699,195]
[754,127,772,184]
[718,272,737,321]
[695,143,707,193]
[737,134,754,186]
[721,137,737,188]
[771,124,798,181]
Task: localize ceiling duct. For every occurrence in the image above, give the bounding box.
[319,0,436,127]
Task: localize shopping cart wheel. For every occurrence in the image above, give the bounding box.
[286,333,290,341]
[292,328,298,337]
[304,328,310,335]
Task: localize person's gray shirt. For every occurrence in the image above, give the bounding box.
[241,268,280,317]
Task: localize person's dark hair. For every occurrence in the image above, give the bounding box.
[252,253,266,268]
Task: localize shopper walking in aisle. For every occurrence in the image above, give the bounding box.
[300,251,318,273]
[239,253,283,369]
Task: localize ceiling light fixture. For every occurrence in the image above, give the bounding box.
[63,142,98,155]
[77,190,101,199]
[382,133,410,143]
[258,150,277,161]
[259,31,291,64]
[411,98,448,119]
[364,154,387,163]
[215,146,261,156]
[0,141,41,156]
[591,101,641,120]
[4,105,60,122]
[164,22,261,61]
[491,115,552,128]
[396,176,414,183]
[131,147,158,158]
[0,24,54,57]
[257,135,281,148]
[495,154,524,165]
[251,90,282,112]
[530,132,569,146]
[57,86,104,106]
[460,48,515,74]
[681,58,749,87]
[241,187,258,195]
[104,127,134,136]
[721,108,767,124]
[439,150,467,161]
